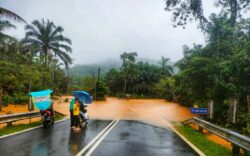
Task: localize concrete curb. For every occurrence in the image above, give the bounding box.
[0,117,69,139]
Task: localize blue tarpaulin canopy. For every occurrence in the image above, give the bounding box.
[73,91,92,104]
[29,89,53,110]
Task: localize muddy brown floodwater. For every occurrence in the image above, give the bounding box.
[0,96,231,150]
[54,96,232,150]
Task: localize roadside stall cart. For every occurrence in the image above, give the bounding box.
[29,89,54,128]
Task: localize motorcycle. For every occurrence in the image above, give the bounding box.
[73,91,92,129]
[40,109,54,128]
[78,104,89,128]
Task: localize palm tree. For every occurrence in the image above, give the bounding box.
[0,7,26,22]
[0,7,26,43]
[0,7,26,111]
[159,56,173,76]
[120,52,137,95]
[24,19,72,68]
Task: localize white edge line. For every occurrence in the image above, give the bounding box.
[168,123,206,156]
[0,117,69,139]
[121,120,206,156]
[76,120,116,156]
[85,120,119,156]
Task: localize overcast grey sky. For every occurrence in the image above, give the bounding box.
[1,0,219,65]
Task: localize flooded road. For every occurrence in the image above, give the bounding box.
[53,97,231,150]
[0,97,231,150]
[54,97,193,128]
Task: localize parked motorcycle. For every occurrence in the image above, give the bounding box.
[40,109,54,128]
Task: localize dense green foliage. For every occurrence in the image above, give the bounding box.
[164,0,250,132]
[104,52,173,98]
[0,11,72,106]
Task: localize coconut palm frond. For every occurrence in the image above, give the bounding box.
[24,19,72,68]
[0,7,26,23]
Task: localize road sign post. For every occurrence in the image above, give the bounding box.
[228,98,238,124]
[190,108,208,114]
[208,100,214,120]
[228,98,241,155]
[190,108,208,133]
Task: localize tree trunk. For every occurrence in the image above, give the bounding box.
[0,88,3,111]
[123,77,127,96]
[43,47,48,68]
[229,0,238,28]
[247,96,250,113]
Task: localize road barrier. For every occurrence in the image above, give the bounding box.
[0,111,40,126]
[0,110,64,126]
[183,117,250,155]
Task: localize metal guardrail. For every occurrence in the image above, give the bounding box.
[0,111,40,125]
[0,110,65,125]
[183,117,250,152]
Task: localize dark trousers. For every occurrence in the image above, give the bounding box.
[70,110,73,127]
[73,115,79,127]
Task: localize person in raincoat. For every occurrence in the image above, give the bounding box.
[73,99,81,131]
[69,97,75,128]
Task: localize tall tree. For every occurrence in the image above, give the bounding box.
[24,19,72,68]
[120,52,137,95]
[0,7,25,111]
[159,56,173,76]
[164,0,250,30]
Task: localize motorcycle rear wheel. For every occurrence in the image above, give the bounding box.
[79,115,87,129]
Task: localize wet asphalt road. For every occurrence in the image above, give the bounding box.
[0,120,197,156]
[92,121,197,156]
[0,120,110,156]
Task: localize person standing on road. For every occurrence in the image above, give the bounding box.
[69,97,75,128]
[73,99,81,131]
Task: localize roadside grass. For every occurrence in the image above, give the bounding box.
[174,124,233,156]
[0,114,65,137]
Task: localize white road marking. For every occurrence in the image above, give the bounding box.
[76,119,117,156]
[168,123,206,156]
[85,120,119,156]
[0,118,69,139]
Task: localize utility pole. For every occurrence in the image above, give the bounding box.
[96,68,100,101]
[92,72,96,100]
[0,88,2,112]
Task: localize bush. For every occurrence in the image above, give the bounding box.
[3,94,14,105]
[64,98,69,102]
[13,93,28,104]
